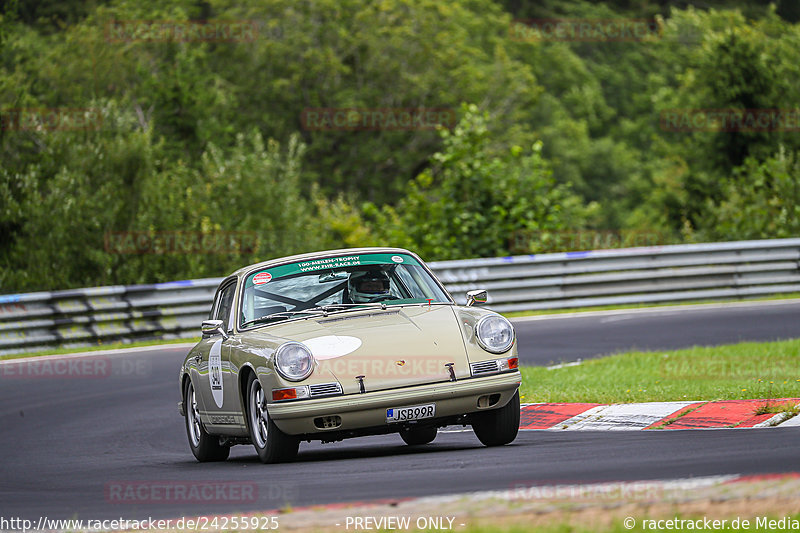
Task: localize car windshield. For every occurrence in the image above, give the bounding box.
[239,252,450,328]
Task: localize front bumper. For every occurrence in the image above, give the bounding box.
[267,370,521,435]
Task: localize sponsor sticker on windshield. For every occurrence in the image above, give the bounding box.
[253,272,272,285]
[245,253,421,288]
[297,255,362,272]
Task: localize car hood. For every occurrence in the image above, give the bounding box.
[252,305,469,394]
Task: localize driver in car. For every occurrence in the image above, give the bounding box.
[347,269,392,303]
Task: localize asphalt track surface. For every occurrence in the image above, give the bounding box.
[2,301,800,522]
[514,299,800,365]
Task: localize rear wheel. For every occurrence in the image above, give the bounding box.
[471,390,520,446]
[399,425,438,446]
[184,379,230,462]
[245,373,299,463]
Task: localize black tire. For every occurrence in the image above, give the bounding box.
[183,378,230,462]
[245,373,299,464]
[471,390,520,446]
[399,425,438,446]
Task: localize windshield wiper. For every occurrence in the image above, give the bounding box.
[242,302,398,327]
[306,302,389,314]
[241,310,324,328]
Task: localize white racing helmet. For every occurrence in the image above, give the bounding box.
[348,269,391,303]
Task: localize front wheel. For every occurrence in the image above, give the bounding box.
[184,379,230,462]
[471,390,520,446]
[399,426,438,446]
[245,373,299,463]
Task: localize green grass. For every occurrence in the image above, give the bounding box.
[518,338,800,404]
[501,293,800,319]
[752,400,800,416]
[0,337,198,361]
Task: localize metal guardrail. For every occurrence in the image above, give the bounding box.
[0,279,221,356]
[435,238,800,311]
[2,239,799,355]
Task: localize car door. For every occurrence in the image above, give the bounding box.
[195,280,237,427]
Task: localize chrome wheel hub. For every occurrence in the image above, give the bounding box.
[249,380,269,448]
[187,384,201,447]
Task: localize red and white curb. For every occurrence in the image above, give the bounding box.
[519,399,800,430]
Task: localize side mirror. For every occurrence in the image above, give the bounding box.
[201,319,229,340]
[465,289,488,307]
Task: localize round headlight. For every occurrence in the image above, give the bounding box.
[475,314,515,354]
[274,342,314,381]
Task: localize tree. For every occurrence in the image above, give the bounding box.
[701,147,800,241]
[368,105,588,260]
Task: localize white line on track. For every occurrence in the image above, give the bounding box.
[509,298,800,323]
[546,360,582,370]
[416,474,741,504]
[0,342,195,364]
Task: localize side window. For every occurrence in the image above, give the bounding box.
[213,283,236,331]
[395,267,425,298]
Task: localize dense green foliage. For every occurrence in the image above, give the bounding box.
[1,0,799,292]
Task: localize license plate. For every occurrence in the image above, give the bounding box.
[386,403,435,423]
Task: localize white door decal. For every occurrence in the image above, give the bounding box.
[209,339,224,408]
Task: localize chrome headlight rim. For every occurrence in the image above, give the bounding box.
[274,341,315,382]
[475,314,515,354]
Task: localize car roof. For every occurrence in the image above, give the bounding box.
[229,247,419,278]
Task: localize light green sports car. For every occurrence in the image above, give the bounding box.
[178,247,521,463]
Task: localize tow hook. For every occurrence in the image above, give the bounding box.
[445,362,456,382]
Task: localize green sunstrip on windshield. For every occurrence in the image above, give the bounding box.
[244,253,421,289]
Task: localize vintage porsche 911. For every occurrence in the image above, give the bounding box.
[178,247,521,463]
